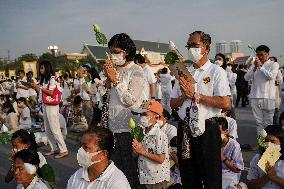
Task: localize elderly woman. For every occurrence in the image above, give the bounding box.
[14,149,50,189]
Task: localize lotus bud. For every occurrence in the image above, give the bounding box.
[93,23,101,33]
[129,118,136,129]
[24,163,37,175]
[169,41,176,51]
[1,124,8,133]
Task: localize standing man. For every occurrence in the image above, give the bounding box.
[135,54,156,99]
[170,31,230,188]
[244,45,279,137]
[103,33,149,188]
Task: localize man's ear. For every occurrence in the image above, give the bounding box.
[205,44,210,54]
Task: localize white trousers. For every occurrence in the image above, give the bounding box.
[43,104,68,153]
[250,98,275,135]
[161,91,172,114]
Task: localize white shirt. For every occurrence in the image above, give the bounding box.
[38,76,61,103]
[226,68,237,95]
[138,124,170,184]
[109,62,149,133]
[171,60,231,122]
[19,106,31,128]
[16,77,29,99]
[160,122,177,143]
[143,65,157,85]
[79,78,91,101]
[159,73,173,93]
[17,176,50,189]
[244,59,279,99]
[226,117,238,139]
[247,154,284,189]
[29,78,37,96]
[66,161,131,189]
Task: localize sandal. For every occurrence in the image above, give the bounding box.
[54,151,69,159]
[45,151,55,156]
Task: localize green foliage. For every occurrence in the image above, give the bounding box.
[18,53,38,62]
[40,164,55,182]
[165,52,179,64]
[95,32,107,46]
[258,135,266,148]
[130,126,144,142]
[0,132,12,145]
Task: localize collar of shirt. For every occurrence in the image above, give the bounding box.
[188,59,211,73]
[19,176,39,189]
[146,123,161,136]
[80,161,115,182]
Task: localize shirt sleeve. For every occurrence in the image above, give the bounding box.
[213,67,231,96]
[22,108,30,119]
[171,79,182,98]
[247,154,262,180]
[259,62,279,80]
[155,132,168,155]
[230,142,244,171]
[244,66,255,81]
[115,69,146,107]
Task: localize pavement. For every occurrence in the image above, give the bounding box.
[0,106,258,188]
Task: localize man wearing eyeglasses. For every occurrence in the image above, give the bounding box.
[170,31,231,188]
[244,45,279,138]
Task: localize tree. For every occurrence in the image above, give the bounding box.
[18,53,38,62]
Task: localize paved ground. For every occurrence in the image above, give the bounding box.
[0,106,258,188]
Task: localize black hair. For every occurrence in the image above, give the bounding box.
[39,60,54,85]
[189,31,211,46]
[2,101,16,113]
[87,127,114,158]
[17,97,27,105]
[14,149,40,172]
[270,56,278,62]
[18,70,25,74]
[11,129,37,152]
[215,53,227,70]
[89,68,100,81]
[73,95,83,106]
[217,117,228,130]
[134,54,145,64]
[256,45,270,53]
[264,125,284,159]
[160,67,168,74]
[108,33,136,62]
[238,64,244,69]
[163,109,171,120]
[279,112,284,126]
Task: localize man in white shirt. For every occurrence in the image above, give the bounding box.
[244,45,279,137]
[67,127,131,189]
[16,70,29,99]
[170,31,230,188]
[135,54,156,99]
[103,33,149,189]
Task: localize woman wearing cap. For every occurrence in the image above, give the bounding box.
[132,100,170,189]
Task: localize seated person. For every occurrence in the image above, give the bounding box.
[247,125,284,189]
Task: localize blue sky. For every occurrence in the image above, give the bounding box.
[0,0,284,62]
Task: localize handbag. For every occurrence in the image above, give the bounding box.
[42,83,62,105]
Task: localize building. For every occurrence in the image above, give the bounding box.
[230,40,242,53]
[216,40,228,54]
[82,40,170,64]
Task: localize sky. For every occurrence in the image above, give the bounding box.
[0,0,284,62]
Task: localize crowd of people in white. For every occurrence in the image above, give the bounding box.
[1,31,284,189]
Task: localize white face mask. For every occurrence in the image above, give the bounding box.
[221,134,226,140]
[265,142,281,151]
[111,53,126,66]
[215,60,223,66]
[77,147,102,168]
[188,48,203,63]
[24,163,37,175]
[140,116,152,128]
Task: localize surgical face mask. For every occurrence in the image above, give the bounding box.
[265,142,281,151]
[215,60,223,66]
[221,134,226,141]
[111,53,126,66]
[77,147,102,168]
[140,116,152,128]
[188,48,203,63]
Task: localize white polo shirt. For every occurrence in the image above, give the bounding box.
[138,124,170,184]
[244,59,279,99]
[67,161,131,189]
[171,60,230,121]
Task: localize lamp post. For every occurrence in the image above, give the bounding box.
[48,45,58,56]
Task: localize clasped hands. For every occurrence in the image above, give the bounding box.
[103,59,118,84]
[179,77,195,98]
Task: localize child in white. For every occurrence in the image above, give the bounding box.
[219,117,244,189]
[132,100,170,188]
[17,97,31,130]
[222,110,238,139]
